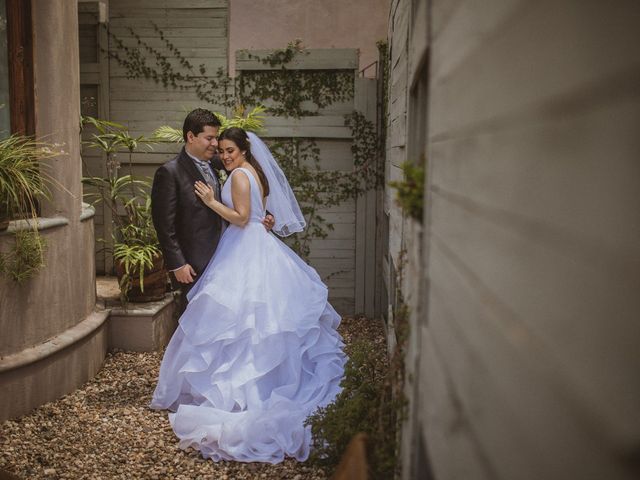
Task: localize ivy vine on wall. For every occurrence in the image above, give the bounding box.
[104,24,382,260]
[238,40,354,118]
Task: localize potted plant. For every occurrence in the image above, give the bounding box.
[83,173,167,302]
[81,116,167,302]
[112,184,166,302]
[0,134,58,283]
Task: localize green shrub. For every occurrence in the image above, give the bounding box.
[306,337,404,479]
[389,161,425,222]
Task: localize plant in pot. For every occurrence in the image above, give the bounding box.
[0,134,58,283]
[112,184,167,302]
[81,116,167,302]
[83,173,167,303]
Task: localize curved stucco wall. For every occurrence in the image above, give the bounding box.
[0,0,104,420]
[0,217,96,357]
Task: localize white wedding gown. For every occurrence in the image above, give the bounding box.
[150,168,346,463]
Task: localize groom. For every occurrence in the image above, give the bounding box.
[151,108,273,302]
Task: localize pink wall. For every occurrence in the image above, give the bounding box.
[229,0,390,77]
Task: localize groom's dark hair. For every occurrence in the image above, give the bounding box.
[183,108,222,142]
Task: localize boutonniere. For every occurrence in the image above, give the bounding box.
[217,169,228,185]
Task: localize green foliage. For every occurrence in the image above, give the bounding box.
[84,173,161,302]
[252,39,306,67]
[0,229,47,284]
[113,242,161,299]
[268,113,380,258]
[0,134,60,282]
[81,117,163,301]
[217,105,267,133]
[238,41,354,118]
[0,134,56,222]
[306,337,403,479]
[389,161,425,222]
[103,22,234,108]
[345,111,384,191]
[377,40,389,127]
[150,125,184,144]
[308,252,410,479]
[81,115,153,179]
[151,106,267,143]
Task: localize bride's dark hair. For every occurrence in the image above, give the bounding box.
[218,127,270,197]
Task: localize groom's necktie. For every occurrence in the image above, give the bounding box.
[193,157,220,197]
[192,157,226,232]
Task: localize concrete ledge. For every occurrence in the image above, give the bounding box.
[97,276,178,352]
[0,310,110,372]
[108,293,178,352]
[0,203,95,236]
[0,312,109,420]
[1,216,69,235]
[80,202,95,222]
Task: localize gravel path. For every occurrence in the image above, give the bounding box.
[0,316,379,479]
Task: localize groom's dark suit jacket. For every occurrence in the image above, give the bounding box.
[151,147,224,280]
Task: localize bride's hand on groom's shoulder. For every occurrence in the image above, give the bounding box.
[194,181,216,208]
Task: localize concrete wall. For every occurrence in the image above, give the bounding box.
[386,0,640,479]
[229,0,390,77]
[0,0,104,421]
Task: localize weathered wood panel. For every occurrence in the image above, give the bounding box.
[78,23,97,63]
[108,0,229,148]
[236,49,358,71]
[429,0,640,140]
[429,99,640,448]
[110,0,227,9]
[417,326,495,480]
[79,2,111,273]
[354,78,381,316]
[428,232,638,479]
[107,26,227,39]
[398,0,640,478]
[79,1,230,274]
[234,48,369,315]
[259,116,353,139]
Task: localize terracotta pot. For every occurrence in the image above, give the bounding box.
[115,253,168,302]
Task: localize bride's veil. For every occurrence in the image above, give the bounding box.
[247,132,306,237]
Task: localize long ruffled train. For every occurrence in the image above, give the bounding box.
[150,221,346,463]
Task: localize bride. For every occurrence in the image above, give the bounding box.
[150,127,346,463]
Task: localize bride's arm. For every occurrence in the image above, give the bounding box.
[194,173,251,227]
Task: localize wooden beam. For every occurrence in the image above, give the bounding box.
[6,0,35,136]
[236,49,359,71]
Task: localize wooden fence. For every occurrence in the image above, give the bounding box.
[79,0,380,315]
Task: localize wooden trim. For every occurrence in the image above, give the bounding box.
[6,0,35,136]
[236,49,359,71]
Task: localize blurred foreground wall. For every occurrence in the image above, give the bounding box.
[384,1,640,478]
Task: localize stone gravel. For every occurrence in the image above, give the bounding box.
[0,316,382,479]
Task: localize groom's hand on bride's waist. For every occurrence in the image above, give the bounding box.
[173,264,197,284]
[262,213,275,232]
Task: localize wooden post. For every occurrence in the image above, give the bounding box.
[6,0,35,136]
[331,433,369,480]
[354,77,379,317]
